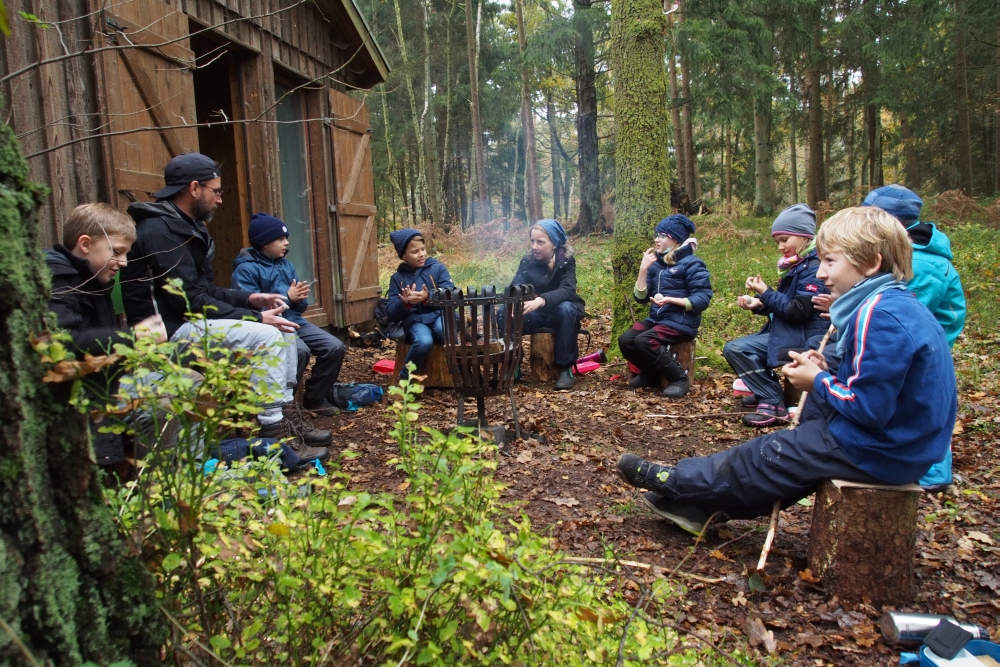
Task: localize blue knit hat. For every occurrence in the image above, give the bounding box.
[862,185,923,222]
[534,219,568,248]
[655,214,696,243]
[771,204,816,238]
[248,212,289,249]
[390,228,423,258]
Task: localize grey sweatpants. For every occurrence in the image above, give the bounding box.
[171,319,297,422]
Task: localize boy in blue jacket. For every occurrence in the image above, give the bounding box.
[386,229,456,379]
[616,206,957,537]
[618,214,713,398]
[723,204,829,427]
[232,213,346,416]
[862,185,966,489]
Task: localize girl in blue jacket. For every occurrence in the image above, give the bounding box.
[723,204,830,427]
[618,215,713,398]
[386,229,456,378]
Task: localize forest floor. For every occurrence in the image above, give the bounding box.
[311,222,1000,666]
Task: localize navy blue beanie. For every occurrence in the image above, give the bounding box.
[862,185,922,222]
[534,219,568,248]
[655,214,696,243]
[248,212,289,249]
[390,228,423,258]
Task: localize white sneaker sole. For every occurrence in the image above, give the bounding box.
[641,494,706,537]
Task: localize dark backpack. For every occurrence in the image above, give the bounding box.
[326,383,385,412]
[374,296,405,341]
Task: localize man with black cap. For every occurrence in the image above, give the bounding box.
[120,152,332,461]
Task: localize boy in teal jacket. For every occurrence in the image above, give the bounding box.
[863,185,965,489]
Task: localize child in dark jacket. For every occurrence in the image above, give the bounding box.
[507,219,587,390]
[723,204,829,427]
[231,213,347,416]
[616,207,957,537]
[45,203,166,468]
[618,214,713,398]
[386,229,456,378]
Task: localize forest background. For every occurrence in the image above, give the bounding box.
[362,0,1000,236]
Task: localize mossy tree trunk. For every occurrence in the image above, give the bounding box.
[609,0,671,351]
[0,123,165,666]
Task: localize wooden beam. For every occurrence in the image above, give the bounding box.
[103,11,194,64]
[341,131,370,203]
[117,47,191,157]
[346,214,375,291]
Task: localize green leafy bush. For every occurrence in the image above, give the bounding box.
[99,325,745,665]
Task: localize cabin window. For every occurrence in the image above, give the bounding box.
[275,82,316,286]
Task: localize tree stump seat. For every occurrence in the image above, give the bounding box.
[624,339,697,389]
[393,342,455,388]
[527,328,591,382]
[807,478,922,607]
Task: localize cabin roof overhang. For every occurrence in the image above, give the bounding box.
[316,0,390,88]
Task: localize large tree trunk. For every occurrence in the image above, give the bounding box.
[667,28,686,196]
[866,103,883,188]
[421,0,444,224]
[574,0,601,235]
[725,124,733,207]
[806,19,826,207]
[515,0,543,223]
[996,22,1000,194]
[393,0,429,220]
[955,0,974,195]
[753,93,776,215]
[547,93,563,220]
[789,79,799,203]
[678,6,697,200]
[465,0,491,224]
[899,112,922,190]
[610,0,670,347]
[0,124,165,665]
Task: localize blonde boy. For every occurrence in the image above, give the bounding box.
[615,207,957,537]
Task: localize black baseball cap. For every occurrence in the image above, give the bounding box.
[153,153,221,200]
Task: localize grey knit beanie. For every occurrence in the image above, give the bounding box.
[771,204,816,238]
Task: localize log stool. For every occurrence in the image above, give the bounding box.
[528,329,591,382]
[807,479,922,606]
[782,376,803,408]
[624,340,697,389]
[393,343,455,388]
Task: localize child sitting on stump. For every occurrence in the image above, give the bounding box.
[386,229,455,379]
[616,206,957,536]
[618,214,712,398]
[723,204,829,427]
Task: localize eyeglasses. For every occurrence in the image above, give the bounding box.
[655,233,671,241]
[199,183,224,197]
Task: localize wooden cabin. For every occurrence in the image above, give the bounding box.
[1,0,388,327]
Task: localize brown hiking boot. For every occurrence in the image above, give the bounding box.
[282,403,334,446]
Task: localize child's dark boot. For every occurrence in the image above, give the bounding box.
[662,377,689,398]
[554,366,575,390]
[741,402,789,427]
[616,453,675,493]
[629,371,657,388]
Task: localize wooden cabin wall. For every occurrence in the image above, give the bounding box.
[0,0,104,247]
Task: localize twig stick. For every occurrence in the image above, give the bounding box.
[645,412,751,419]
[562,556,724,583]
[756,322,836,573]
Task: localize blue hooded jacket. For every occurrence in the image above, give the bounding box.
[906,222,966,347]
[750,249,830,367]
[386,257,456,328]
[811,288,956,485]
[231,248,309,326]
[635,243,713,338]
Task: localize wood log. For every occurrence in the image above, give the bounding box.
[807,479,921,606]
[653,340,696,388]
[783,376,803,408]
[529,333,560,382]
[394,343,455,388]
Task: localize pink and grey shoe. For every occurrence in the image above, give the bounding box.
[741,403,789,428]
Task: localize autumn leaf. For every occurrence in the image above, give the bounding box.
[543,497,580,507]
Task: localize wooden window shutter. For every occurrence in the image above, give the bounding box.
[91,0,199,209]
[329,88,379,326]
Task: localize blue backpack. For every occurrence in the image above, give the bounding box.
[326,383,385,412]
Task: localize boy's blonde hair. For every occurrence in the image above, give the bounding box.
[63,202,136,248]
[816,206,913,281]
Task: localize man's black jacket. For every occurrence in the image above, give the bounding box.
[46,244,131,356]
[121,201,259,338]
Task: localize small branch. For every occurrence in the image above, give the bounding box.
[562,556,724,583]
[755,500,781,571]
[644,412,750,419]
[0,616,41,667]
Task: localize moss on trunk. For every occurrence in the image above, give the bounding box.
[0,122,165,666]
[609,0,671,351]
